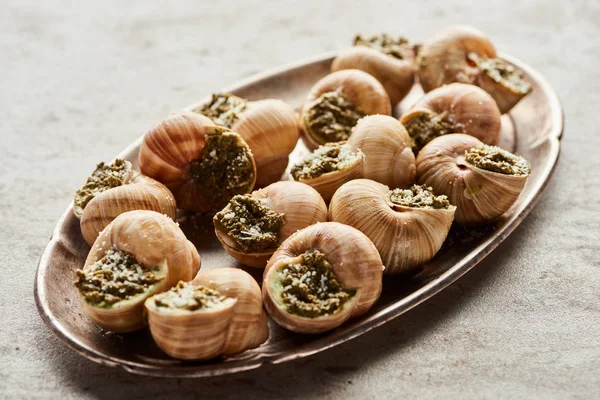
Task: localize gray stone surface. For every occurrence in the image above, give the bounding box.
[1,0,599,398]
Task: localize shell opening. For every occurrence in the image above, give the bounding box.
[275,251,356,318]
[74,158,131,215]
[213,194,285,253]
[464,145,530,176]
[291,142,363,181]
[74,248,165,308]
[150,281,234,312]
[194,93,247,128]
[403,112,463,153]
[389,184,454,210]
[305,89,366,144]
[188,130,255,208]
[353,33,411,60]
[469,54,532,94]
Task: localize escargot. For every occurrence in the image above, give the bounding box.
[73,210,200,333]
[416,134,530,225]
[417,25,532,113]
[139,112,257,212]
[299,69,391,149]
[193,93,299,187]
[214,181,328,268]
[73,158,177,245]
[145,268,268,360]
[262,222,383,334]
[329,179,456,275]
[332,33,416,105]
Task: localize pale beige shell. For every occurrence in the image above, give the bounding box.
[145,268,268,360]
[215,181,328,268]
[262,222,383,334]
[416,134,529,225]
[332,46,415,105]
[329,179,455,275]
[417,25,530,113]
[400,83,502,147]
[79,170,177,246]
[79,210,201,333]
[138,112,257,212]
[347,115,415,188]
[300,69,392,149]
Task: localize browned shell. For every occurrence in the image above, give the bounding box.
[332,46,415,105]
[138,112,256,212]
[347,115,415,188]
[416,134,529,225]
[262,222,383,334]
[400,83,502,146]
[80,210,201,333]
[215,181,328,268]
[80,172,177,245]
[329,179,455,274]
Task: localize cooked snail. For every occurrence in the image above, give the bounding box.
[346,115,415,188]
[145,268,268,360]
[73,158,177,246]
[299,69,391,149]
[329,179,455,275]
[139,112,256,212]
[332,34,415,105]
[214,181,328,268]
[416,134,530,225]
[262,222,383,333]
[400,83,501,153]
[73,210,200,333]
[194,93,299,187]
[417,25,532,113]
[290,142,364,202]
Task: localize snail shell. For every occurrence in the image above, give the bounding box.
[262,222,383,334]
[416,134,530,225]
[418,25,531,113]
[400,83,501,151]
[77,210,200,333]
[347,115,415,188]
[300,69,391,149]
[329,179,455,275]
[214,181,328,268]
[145,268,268,360]
[139,113,257,212]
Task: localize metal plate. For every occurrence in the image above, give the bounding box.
[34,52,563,377]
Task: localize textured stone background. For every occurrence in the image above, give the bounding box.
[1,0,599,398]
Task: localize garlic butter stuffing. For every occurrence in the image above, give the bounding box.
[291,142,363,181]
[464,145,530,176]
[152,281,234,312]
[195,93,247,128]
[74,159,131,216]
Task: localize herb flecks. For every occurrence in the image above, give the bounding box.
[354,33,411,60]
[404,112,461,153]
[465,145,530,176]
[195,93,247,128]
[153,281,231,311]
[291,142,362,180]
[279,251,355,318]
[305,89,366,144]
[74,159,131,214]
[188,130,255,209]
[214,195,285,253]
[74,249,163,308]
[470,55,532,94]
[389,184,453,210]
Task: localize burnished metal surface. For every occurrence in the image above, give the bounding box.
[34,52,563,377]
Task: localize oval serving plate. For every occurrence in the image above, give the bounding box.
[34,52,563,377]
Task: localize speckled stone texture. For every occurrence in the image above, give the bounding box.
[1,0,599,398]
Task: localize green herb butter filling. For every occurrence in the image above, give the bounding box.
[464,145,530,176]
[390,185,453,210]
[214,195,285,253]
[404,112,461,153]
[291,142,362,181]
[278,251,356,318]
[152,281,233,312]
[188,129,255,208]
[194,93,247,128]
[74,249,163,308]
[472,56,532,94]
[305,89,366,144]
[74,158,131,215]
[354,33,411,60]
